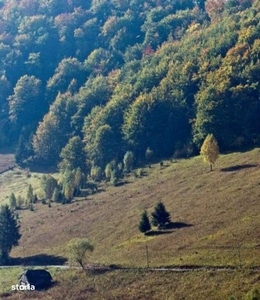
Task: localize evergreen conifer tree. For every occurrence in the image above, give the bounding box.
[151,202,171,229]
[9,193,17,211]
[138,210,151,234]
[26,184,34,204]
[0,205,21,264]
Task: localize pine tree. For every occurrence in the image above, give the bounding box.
[151,202,171,229]
[9,193,17,211]
[200,134,219,171]
[17,196,24,209]
[0,205,21,264]
[26,184,34,204]
[138,210,151,234]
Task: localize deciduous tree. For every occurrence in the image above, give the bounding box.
[200,133,219,171]
[67,238,94,270]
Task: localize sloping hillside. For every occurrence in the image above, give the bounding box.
[9,148,260,268]
[0,149,260,299]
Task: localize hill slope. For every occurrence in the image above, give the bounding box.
[0,149,260,299]
[9,148,260,268]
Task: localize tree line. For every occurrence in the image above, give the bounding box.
[0,0,258,177]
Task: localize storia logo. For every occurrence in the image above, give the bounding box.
[11,284,35,291]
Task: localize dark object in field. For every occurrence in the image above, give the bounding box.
[19,269,53,290]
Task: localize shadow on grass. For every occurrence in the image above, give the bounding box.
[115,180,130,187]
[145,222,192,236]
[87,268,113,275]
[145,230,173,236]
[10,254,67,266]
[165,222,193,229]
[220,164,258,172]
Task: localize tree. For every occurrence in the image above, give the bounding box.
[8,75,42,130]
[138,210,151,234]
[151,202,171,229]
[0,205,21,264]
[67,238,94,270]
[105,162,113,181]
[33,93,76,165]
[90,166,103,182]
[17,196,24,209]
[61,169,75,201]
[200,134,219,171]
[41,175,58,199]
[52,187,63,203]
[123,151,134,173]
[110,168,119,186]
[9,193,17,211]
[26,184,34,204]
[59,136,87,172]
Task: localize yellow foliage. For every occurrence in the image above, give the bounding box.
[200,134,219,171]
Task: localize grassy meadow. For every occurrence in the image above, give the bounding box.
[0,149,260,299]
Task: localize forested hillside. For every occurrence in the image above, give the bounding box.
[0,0,259,172]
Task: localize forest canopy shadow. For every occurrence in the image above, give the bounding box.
[220,164,257,172]
[10,254,67,266]
[115,180,130,187]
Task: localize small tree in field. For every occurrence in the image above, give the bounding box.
[67,238,94,270]
[151,202,171,229]
[9,193,17,211]
[200,134,219,171]
[138,210,151,234]
[123,151,134,173]
[41,175,58,199]
[26,184,34,204]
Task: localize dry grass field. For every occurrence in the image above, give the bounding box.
[0,154,15,173]
[0,149,260,299]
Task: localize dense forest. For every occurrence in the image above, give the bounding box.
[0,0,259,173]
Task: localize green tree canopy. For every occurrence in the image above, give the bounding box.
[67,238,94,269]
[59,136,87,173]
